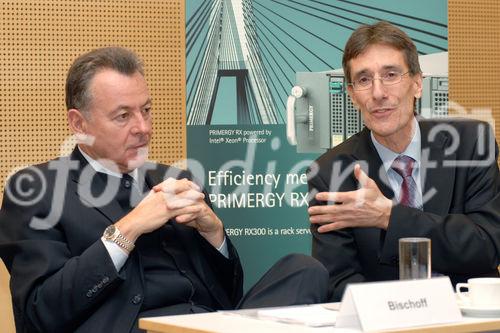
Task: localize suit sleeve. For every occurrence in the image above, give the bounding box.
[380,129,500,276]
[0,169,126,333]
[308,157,367,301]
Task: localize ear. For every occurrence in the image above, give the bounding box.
[413,72,423,99]
[67,109,88,135]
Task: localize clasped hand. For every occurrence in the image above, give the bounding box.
[308,164,392,233]
[119,178,224,248]
[152,178,224,247]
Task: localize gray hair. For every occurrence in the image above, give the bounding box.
[65,46,144,115]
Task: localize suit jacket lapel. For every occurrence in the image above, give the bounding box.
[69,147,125,225]
[352,128,395,200]
[420,121,455,215]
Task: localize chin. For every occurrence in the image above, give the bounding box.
[126,147,149,170]
[369,124,399,137]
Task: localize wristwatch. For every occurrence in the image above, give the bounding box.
[103,224,135,252]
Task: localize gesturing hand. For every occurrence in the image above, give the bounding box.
[308,164,392,233]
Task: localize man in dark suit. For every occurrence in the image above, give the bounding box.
[0,47,327,333]
[307,21,500,301]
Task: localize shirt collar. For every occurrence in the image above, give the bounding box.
[370,117,421,173]
[78,146,139,182]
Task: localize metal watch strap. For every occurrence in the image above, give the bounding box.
[113,232,135,252]
[104,225,135,252]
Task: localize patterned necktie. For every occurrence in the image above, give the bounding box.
[391,155,421,209]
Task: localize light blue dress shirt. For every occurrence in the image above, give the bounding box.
[370,118,423,208]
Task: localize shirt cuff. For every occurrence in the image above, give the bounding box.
[217,236,229,258]
[101,238,129,271]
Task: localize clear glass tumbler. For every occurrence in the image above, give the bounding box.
[398,237,431,280]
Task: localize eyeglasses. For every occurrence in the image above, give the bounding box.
[349,71,410,91]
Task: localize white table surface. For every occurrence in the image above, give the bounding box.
[139,303,500,333]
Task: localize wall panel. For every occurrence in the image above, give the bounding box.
[0,1,186,330]
[448,0,500,165]
[0,0,186,203]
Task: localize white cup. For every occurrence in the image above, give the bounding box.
[456,278,500,308]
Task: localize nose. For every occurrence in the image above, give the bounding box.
[131,113,151,135]
[370,78,388,101]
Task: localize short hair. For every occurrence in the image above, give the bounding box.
[65,46,144,113]
[342,21,421,83]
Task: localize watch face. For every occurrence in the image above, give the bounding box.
[104,225,116,239]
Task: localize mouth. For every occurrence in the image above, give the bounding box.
[370,107,396,116]
[129,142,148,150]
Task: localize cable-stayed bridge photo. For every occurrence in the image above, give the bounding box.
[186,0,448,125]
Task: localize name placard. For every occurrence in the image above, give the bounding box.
[336,277,462,331]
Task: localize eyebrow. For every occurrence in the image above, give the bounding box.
[112,98,152,114]
[352,65,403,78]
[142,98,152,107]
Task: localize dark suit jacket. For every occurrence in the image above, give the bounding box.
[308,118,500,301]
[0,148,243,333]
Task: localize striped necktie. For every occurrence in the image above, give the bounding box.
[391,155,422,209]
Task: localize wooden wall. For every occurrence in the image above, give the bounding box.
[0,1,186,330]
[448,0,500,165]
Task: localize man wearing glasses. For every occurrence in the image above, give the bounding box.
[308,21,500,301]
